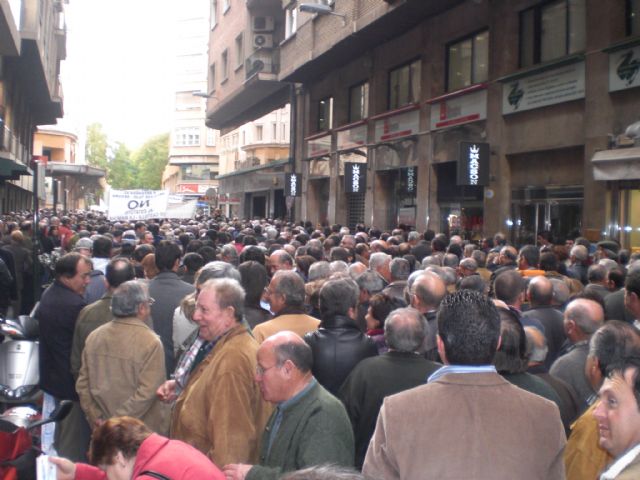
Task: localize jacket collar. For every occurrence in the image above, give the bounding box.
[320,314,359,329]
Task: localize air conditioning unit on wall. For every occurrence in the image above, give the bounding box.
[252,16,274,32]
[253,33,273,49]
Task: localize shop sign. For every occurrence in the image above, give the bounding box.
[402,166,418,196]
[306,134,332,158]
[457,142,489,186]
[176,183,210,194]
[337,123,367,151]
[374,109,419,143]
[344,162,366,193]
[397,207,416,227]
[609,44,640,92]
[502,61,585,115]
[218,194,241,203]
[430,89,487,130]
[285,173,301,197]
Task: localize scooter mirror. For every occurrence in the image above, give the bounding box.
[28,400,73,430]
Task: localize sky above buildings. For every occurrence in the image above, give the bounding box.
[61,0,177,150]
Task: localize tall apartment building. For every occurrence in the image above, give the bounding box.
[162,0,220,204]
[0,0,67,212]
[204,0,640,250]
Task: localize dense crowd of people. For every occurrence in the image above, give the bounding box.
[2,209,640,479]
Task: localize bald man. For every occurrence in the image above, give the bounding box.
[550,298,605,413]
[523,276,567,369]
[410,271,447,361]
[223,332,354,480]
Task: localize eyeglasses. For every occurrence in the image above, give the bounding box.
[147,297,156,306]
[256,364,279,376]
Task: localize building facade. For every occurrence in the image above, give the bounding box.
[205,0,640,249]
[162,0,220,211]
[0,0,67,213]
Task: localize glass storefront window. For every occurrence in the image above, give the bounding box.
[605,188,640,252]
[180,164,216,181]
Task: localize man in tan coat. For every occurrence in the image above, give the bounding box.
[76,280,169,434]
[363,290,566,480]
[253,271,320,343]
[163,278,272,466]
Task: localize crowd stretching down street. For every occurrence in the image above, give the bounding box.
[3,209,640,480]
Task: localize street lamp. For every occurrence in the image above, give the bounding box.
[299,3,347,25]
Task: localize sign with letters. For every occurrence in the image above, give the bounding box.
[285,173,301,197]
[108,190,198,220]
[457,142,489,186]
[402,166,418,196]
[344,162,366,193]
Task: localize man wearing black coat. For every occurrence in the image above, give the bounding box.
[304,277,377,395]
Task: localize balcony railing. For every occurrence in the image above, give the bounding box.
[1,125,30,164]
[245,49,280,80]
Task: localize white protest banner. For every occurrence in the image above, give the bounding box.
[108,190,169,221]
[166,195,198,219]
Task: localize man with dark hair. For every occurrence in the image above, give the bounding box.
[592,356,640,479]
[223,331,354,480]
[253,270,320,343]
[304,277,377,395]
[488,245,518,293]
[550,298,605,412]
[179,252,204,285]
[36,252,93,460]
[585,264,614,303]
[493,269,545,333]
[71,257,136,378]
[76,280,169,434]
[623,264,640,326]
[149,240,195,377]
[339,308,440,469]
[363,290,566,479]
[518,244,543,276]
[83,235,113,304]
[564,321,640,480]
[523,275,567,368]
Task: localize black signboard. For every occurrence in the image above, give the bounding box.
[457,142,490,186]
[402,166,418,197]
[285,173,301,197]
[344,162,366,193]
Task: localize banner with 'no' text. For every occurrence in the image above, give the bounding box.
[107,190,169,221]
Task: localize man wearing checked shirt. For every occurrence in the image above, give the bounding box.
[223,331,354,480]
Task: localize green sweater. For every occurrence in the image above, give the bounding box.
[246,380,354,480]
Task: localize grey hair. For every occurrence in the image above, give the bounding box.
[356,270,385,294]
[565,298,604,335]
[196,260,241,285]
[273,270,305,307]
[390,258,410,281]
[443,253,459,268]
[525,327,549,363]
[471,249,487,267]
[407,231,420,242]
[459,257,478,271]
[308,261,331,281]
[265,227,278,240]
[384,307,428,353]
[570,244,588,263]
[422,255,442,267]
[369,252,391,272]
[220,244,239,266]
[281,465,366,480]
[111,280,149,317]
[199,278,246,322]
[329,260,349,275]
[320,277,359,318]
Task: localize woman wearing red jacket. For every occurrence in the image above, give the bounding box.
[50,416,224,480]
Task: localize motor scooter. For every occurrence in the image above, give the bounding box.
[0,400,72,480]
[0,314,40,408]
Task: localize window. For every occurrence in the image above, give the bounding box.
[209,64,216,92]
[281,124,287,142]
[180,164,216,181]
[286,6,297,38]
[174,127,201,147]
[242,131,246,145]
[210,0,217,29]
[206,128,217,146]
[272,123,277,140]
[447,30,489,92]
[317,97,333,131]
[223,0,230,14]
[256,125,263,141]
[628,0,640,35]
[388,59,421,110]
[221,49,228,81]
[520,0,586,68]
[235,34,244,68]
[349,82,369,122]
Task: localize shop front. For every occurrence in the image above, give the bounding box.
[304,133,332,227]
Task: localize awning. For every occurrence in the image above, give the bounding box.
[45,162,105,178]
[0,158,32,179]
[592,147,640,181]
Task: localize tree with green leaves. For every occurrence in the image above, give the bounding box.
[108,142,138,189]
[133,133,169,190]
[85,122,109,170]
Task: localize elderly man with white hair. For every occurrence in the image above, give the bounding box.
[369,252,391,286]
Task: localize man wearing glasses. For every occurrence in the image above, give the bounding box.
[76,280,170,435]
